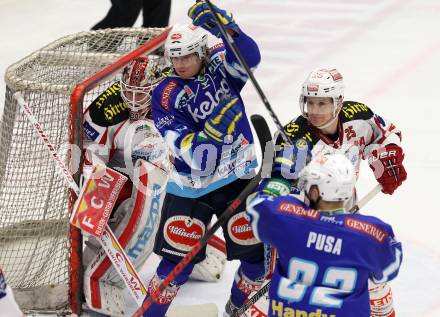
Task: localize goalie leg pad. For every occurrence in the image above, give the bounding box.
[83,160,168,314]
[83,268,125,317]
[190,234,227,282]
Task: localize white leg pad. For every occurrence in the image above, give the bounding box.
[190,234,227,282]
[84,267,126,317]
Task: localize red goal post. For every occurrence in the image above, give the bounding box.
[0,27,170,315]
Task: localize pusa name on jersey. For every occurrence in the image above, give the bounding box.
[246,194,403,317]
[152,33,261,198]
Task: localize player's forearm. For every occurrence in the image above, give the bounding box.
[223,26,261,70]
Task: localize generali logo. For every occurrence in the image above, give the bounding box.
[277,203,320,220]
[164,216,205,251]
[227,212,259,246]
[344,217,388,243]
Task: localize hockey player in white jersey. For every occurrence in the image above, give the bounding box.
[82,56,227,316]
[0,268,23,317]
[272,68,407,317]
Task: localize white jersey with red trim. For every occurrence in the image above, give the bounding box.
[276,101,402,181]
[83,103,168,181]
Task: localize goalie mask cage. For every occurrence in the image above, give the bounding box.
[0,27,169,315]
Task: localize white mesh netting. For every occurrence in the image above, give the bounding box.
[0,27,167,314]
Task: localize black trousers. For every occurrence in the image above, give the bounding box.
[92,0,171,29]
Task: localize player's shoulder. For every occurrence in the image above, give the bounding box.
[84,82,129,128]
[339,100,375,122]
[277,115,320,146]
[153,75,182,112]
[209,43,226,58]
[282,116,309,139]
[341,213,394,243]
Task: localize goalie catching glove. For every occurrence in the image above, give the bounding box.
[203,96,242,143]
[369,144,407,194]
[188,0,239,38]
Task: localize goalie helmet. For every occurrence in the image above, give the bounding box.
[298,153,355,202]
[164,24,208,59]
[299,68,344,124]
[121,56,165,116]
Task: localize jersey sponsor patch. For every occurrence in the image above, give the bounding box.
[227,211,259,246]
[88,82,129,127]
[160,80,178,111]
[344,217,388,243]
[164,216,205,252]
[83,121,100,141]
[277,203,320,220]
[340,101,372,121]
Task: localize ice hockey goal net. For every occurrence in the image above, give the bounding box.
[0,27,169,315]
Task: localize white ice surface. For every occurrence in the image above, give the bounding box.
[1,0,439,316]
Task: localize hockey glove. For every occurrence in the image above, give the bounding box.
[188,0,238,37]
[261,178,292,197]
[272,139,312,180]
[369,144,407,195]
[203,96,242,143]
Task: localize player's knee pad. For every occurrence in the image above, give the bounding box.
[223,210,264,261]
[368,280,395,317]
[190,234,227,282]
[230,260,266,307]
[154,193,213,263]
[83,160,168,316]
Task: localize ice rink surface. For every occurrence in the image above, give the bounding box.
[1,0,439,316]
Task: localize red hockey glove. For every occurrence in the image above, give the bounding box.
[369,144,407,194]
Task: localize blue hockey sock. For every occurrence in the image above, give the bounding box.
[143,258,194,317]
[230,260,265,307]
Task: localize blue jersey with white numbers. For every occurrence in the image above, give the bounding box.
[151,29,260,198]
[246,194,403,317]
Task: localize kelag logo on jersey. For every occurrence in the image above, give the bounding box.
[187,78,231,123]
[89,82,129,127]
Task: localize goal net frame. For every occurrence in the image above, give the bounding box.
[0,27,170,315]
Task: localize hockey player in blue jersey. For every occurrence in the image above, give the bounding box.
[246,153,403,317]
[144,1,265,316]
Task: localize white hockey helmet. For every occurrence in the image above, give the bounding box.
[299,68,344,123]
[298,153,355,202]
[164,24,209,60]
[121,56,165,114]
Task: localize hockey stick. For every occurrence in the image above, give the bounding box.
[14,92,148,305]
[232,184,383,317]
[204,0,292,145]
[132,114,273,317]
